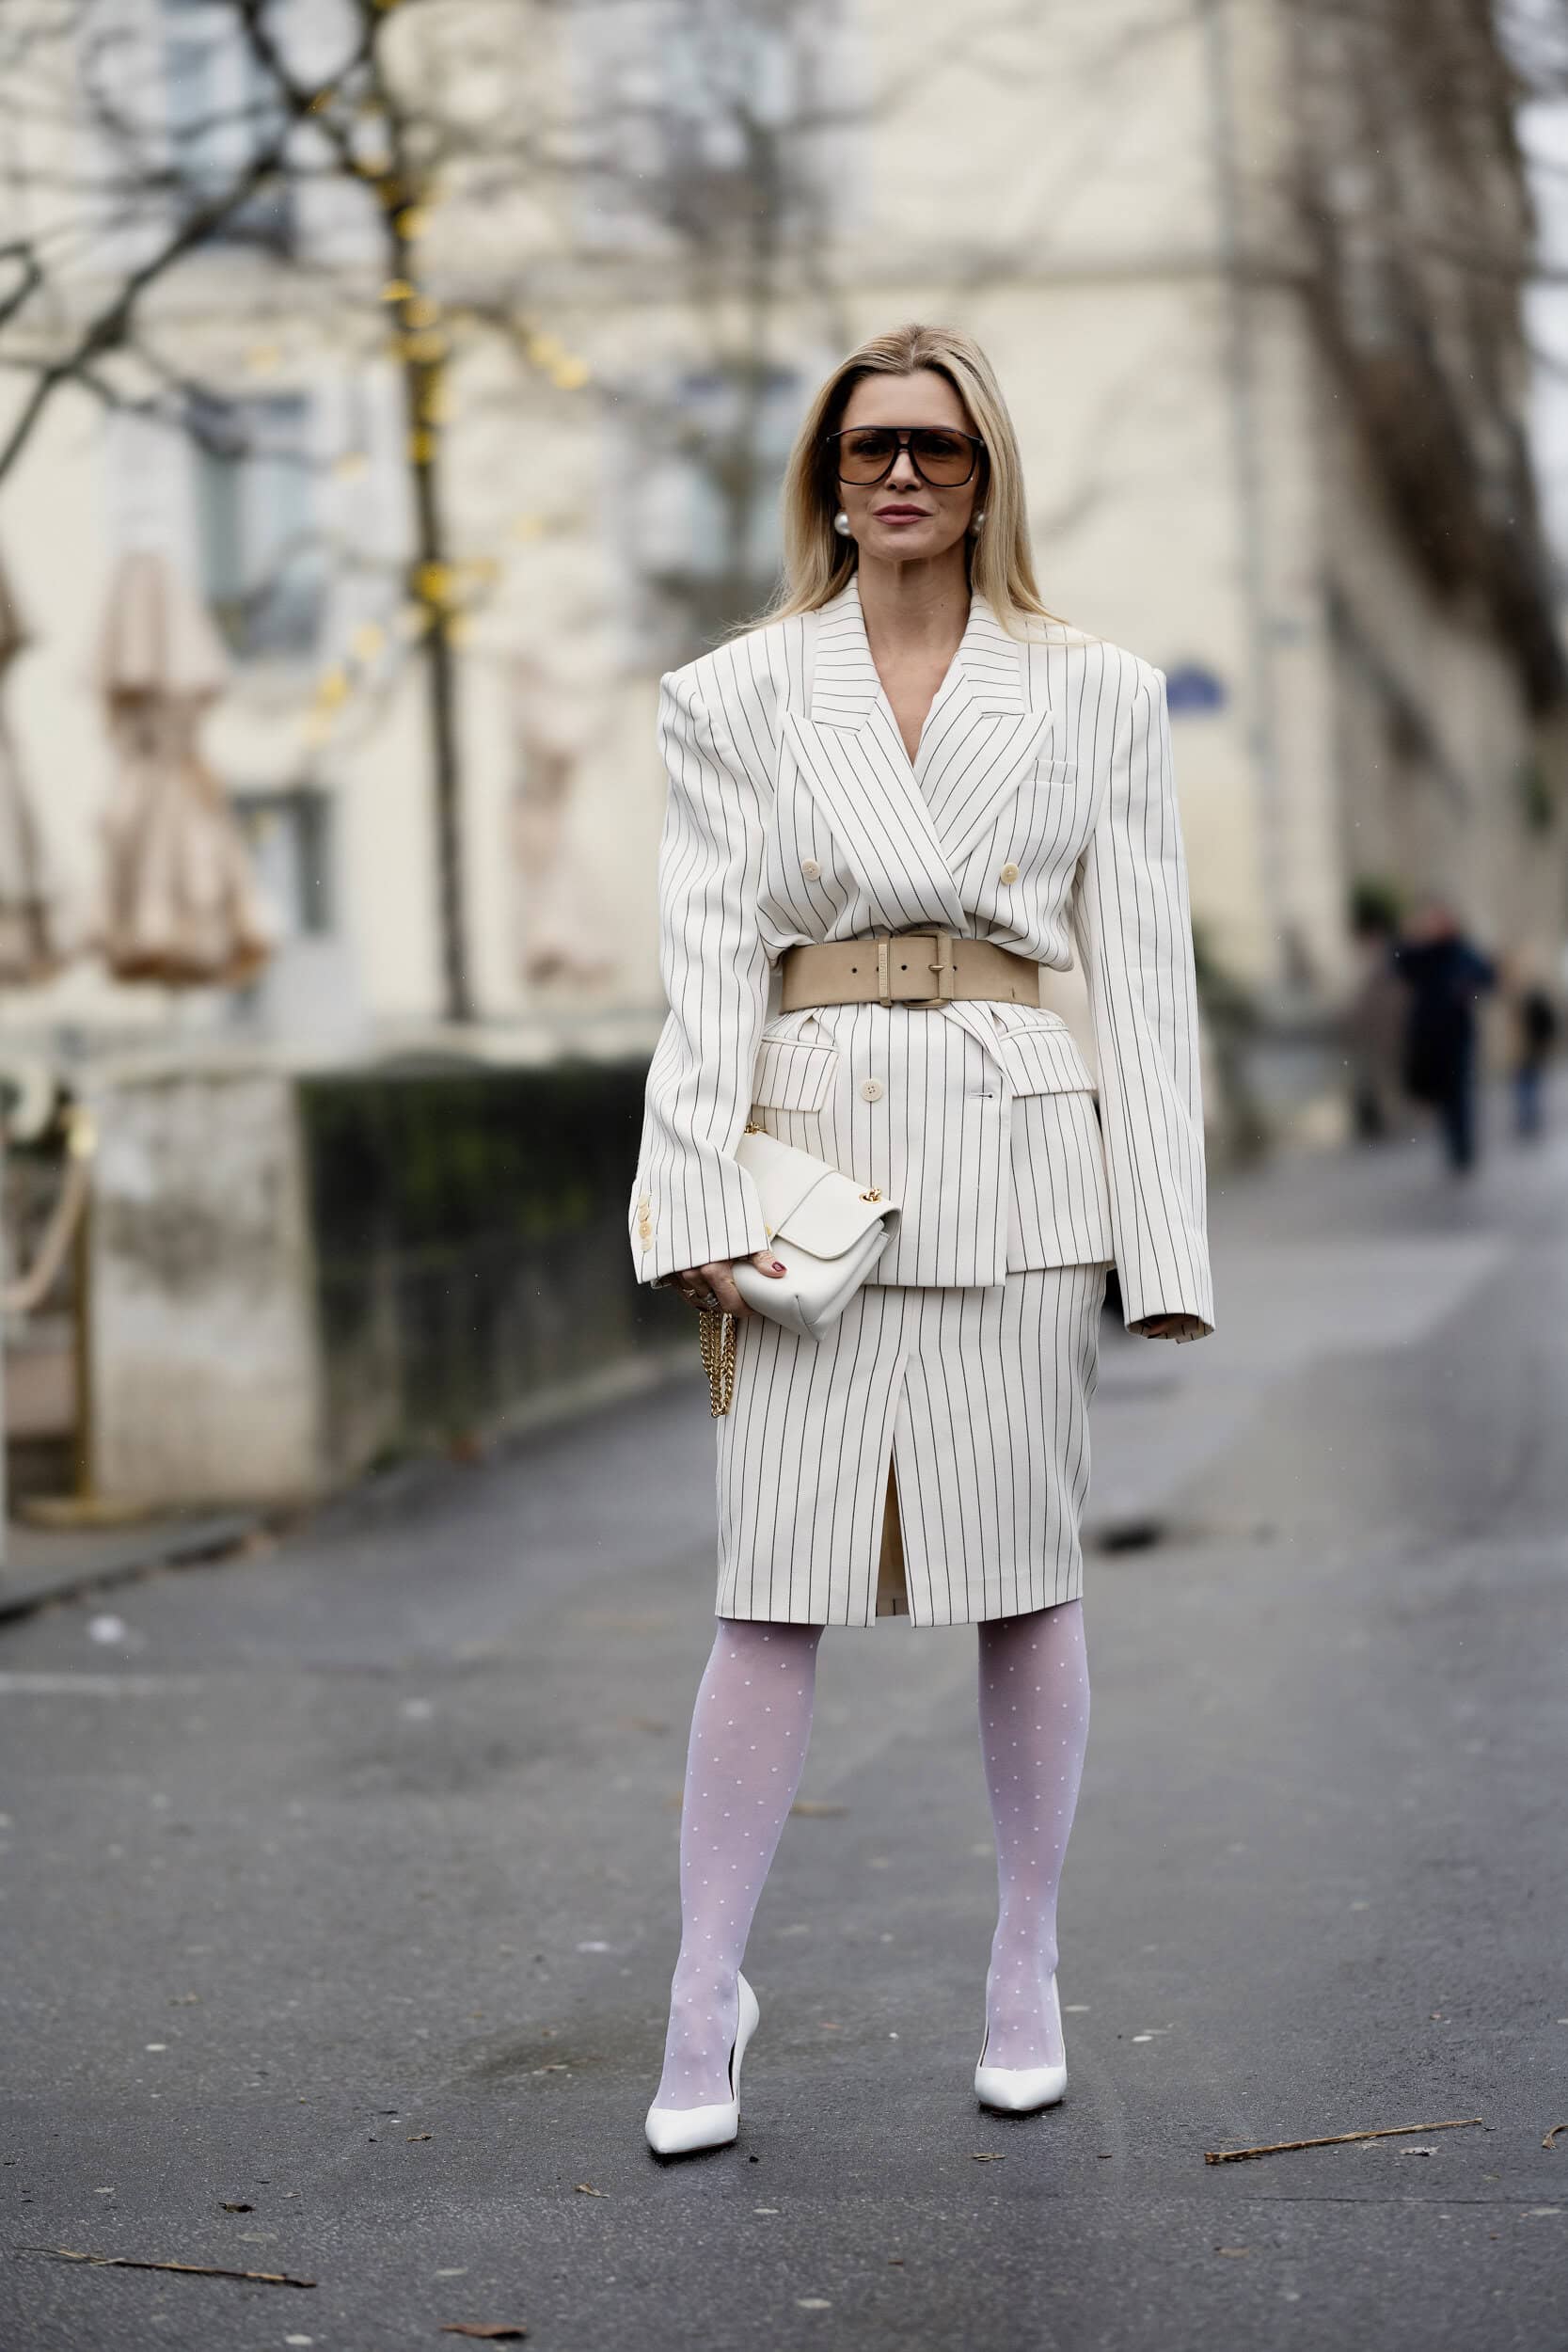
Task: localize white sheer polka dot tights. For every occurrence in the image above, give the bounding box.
[653,1598,1090,2106]
[976,1597,1091,2070]
[655,1617,825,2110]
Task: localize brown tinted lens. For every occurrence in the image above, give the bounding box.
[909,431,973,481]
[838,429,898,480]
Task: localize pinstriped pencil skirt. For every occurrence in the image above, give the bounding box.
[713,1265,1108,1629]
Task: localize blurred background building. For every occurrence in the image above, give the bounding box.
[1,0,1566,1521]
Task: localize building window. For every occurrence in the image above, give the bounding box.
[189,391,325,660]
[567,0,851,253]
[159,0,295,255]
[232,786,336,939]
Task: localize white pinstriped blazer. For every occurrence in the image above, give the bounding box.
[629,571,1214,1332]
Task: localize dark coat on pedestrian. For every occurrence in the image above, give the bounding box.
[1395,935,1496,1105]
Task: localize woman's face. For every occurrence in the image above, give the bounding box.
[832,368,985,565]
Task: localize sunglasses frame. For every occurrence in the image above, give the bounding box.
[823,425,987,487]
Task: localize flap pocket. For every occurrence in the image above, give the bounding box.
[752,1038,839,1113]
[735,1125,895,1259]
[996,1025,1098,1096]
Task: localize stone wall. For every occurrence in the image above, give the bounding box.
[88,1065,323,1504]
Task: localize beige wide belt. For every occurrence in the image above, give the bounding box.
[779,930,1040,1012]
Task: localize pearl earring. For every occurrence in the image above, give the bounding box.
[970,509,988,532]
[833,509,851,536]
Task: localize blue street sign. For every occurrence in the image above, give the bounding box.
[1164,662,1227,713]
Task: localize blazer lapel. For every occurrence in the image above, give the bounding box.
[914,592,1058,872]
[786,574,1055,930]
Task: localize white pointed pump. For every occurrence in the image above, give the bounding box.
[644,1973,761,2157]
[974,1971,1069,2113]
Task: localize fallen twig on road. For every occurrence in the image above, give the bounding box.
[1544,2122,1568,2149]
[14,2244,315,2286]
[1205,2118,1483,2164]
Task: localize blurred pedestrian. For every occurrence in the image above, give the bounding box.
[1343,894,1405,1141]
[1509,966,1559,1141]
[1394,897,1497,1174]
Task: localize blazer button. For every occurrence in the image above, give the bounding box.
[800,857,822,881]
[999,861,1021,884]
[860,1077,884,1103]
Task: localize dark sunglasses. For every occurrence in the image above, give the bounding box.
[824,425,986,487]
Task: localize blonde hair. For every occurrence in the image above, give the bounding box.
[735,322,1068,640]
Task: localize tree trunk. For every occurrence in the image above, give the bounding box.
[389,225,472,1026]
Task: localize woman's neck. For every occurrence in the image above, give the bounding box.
[854,549,971,660]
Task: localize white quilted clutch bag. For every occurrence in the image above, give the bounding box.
[729,1126,900,1341]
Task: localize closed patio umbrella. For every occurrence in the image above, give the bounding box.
[0,546,64,987]
[91,549,274,988]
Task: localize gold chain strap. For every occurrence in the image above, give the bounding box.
[698,1305,738,1417]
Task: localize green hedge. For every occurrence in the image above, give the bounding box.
[296,1058,671,1472]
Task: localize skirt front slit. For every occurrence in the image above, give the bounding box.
[714,1266,1108,1629]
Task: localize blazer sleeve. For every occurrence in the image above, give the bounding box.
[1069,657,1215,1335]
[629,664,772,1285]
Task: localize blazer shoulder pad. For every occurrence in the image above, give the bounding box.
[1040,625,1164,684]
[660,614,794,718]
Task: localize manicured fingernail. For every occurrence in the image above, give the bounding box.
[771,1261,786,1273]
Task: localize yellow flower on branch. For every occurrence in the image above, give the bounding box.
[381,278,414,303]
[415,561,456,606]
[394,206,430,241]
[408,429,436,465]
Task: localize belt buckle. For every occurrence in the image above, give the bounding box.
[901,929,953,1011]
[927,930,956,1003]
[874,930,953,1009]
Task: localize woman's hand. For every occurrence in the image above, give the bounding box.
[1130,1311,1209,1343]
[671,1249,788,1318]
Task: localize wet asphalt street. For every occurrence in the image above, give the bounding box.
[3,1097,1567,2352]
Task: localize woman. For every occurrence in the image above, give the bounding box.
[629,323,1213,2157]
